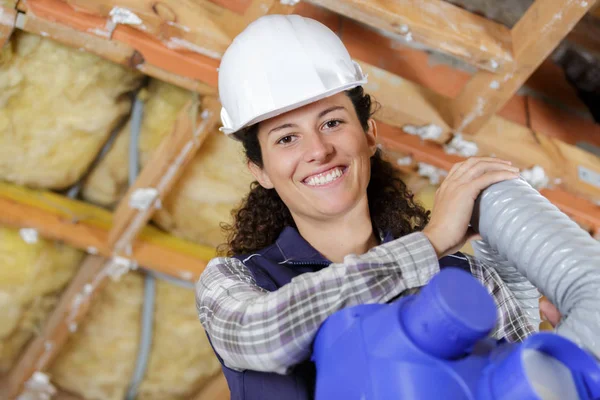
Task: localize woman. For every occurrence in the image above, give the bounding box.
[196,14,552,400]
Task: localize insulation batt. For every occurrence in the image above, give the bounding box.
[0,227,83,372]
[49,273,221,400]
[0,31,141,189]
[83,80,253,247]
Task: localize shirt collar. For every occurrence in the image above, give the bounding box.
[274,226,394,264]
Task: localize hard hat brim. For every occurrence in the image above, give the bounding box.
[220,78,368,141]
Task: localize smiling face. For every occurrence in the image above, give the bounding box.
[248,92,378,223]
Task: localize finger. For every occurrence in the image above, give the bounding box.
[458,161,519,184]
[540,298,561,327]
[451,157,513,181]
[468,170,520,198]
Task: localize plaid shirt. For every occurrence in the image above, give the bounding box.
[196,232,536,374]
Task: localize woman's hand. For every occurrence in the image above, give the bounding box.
[423,157,520,258]
[540,297,562,327]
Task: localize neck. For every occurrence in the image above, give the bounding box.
[292,196,379,263]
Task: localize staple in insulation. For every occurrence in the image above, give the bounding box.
[396,156,413,166]
[17,372,57,400]
[129,187,159,210]
[179,271,193,281]
[109,7,143,25]
[444,134,479,157]
[86,246,98,255]
[402,124,443,141]
[520,165,549,189]
[19,228,39,244]
[280,0,301,5]
[418,162,447,185]
[106,256,138,280]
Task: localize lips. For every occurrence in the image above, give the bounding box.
[303,166,347,186]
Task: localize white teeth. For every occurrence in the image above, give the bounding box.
[306,167,344,186]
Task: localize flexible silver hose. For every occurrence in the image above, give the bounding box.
[471,177,600,358]
[471,240,541,329]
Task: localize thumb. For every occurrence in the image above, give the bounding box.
[540,298,562,327]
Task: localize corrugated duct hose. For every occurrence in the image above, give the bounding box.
[470,177,600,359]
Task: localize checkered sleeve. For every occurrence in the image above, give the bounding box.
[465,254,536,342]
[195,232,439,374]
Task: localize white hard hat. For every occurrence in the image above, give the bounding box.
[218,14,368,138]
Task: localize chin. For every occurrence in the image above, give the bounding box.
[311,195,361,218]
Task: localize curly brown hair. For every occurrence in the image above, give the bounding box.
[220,87,430,256]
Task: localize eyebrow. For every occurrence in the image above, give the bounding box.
[268,106,347,136]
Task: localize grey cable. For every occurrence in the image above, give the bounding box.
[125,97,156,400]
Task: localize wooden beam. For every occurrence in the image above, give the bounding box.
[60,0,232,58]
[0,181,215,281]
[376,120,600,232]
[24,0,220,86]
[5,256,109,398]
[0,4,16,48]
[200,0,298,40]
[359,60,600,201]
[306,0,514,73]
[451,0,595,134]
[107,96,220,255]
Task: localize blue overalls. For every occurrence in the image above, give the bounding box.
[207,226,471,400]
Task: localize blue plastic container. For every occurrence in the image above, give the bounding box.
[312,268,600,399]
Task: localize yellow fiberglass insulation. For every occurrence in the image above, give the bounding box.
[83,79,253,247]
[0,31,141,189]
[49,273,221,400]
[0,226,84,372]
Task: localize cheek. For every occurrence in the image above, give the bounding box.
[263,151,299,183]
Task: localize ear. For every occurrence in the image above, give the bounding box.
[366,118,378,156]
[247,160,274,189]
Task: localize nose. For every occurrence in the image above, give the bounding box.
[303,132,333,163]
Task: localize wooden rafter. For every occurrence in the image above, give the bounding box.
[108,96,220,255]
[0,181,215,280]
[307,0,514,73]
[451,0,596,134]
[24,0,220,86]
[377,120,600,232]
[5,256,109,398]
[360,61,600,202]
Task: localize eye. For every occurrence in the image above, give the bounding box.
[276,135,297,145]
[322,119,343,130]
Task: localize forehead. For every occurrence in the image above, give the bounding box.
[259,92,353,132]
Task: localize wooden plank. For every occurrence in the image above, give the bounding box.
[0,181,215,281]
[25,0,220,86]
[60,0,231,58]
[0,4,16,47]
[107,96,221,254]
[451,0,595,134]
[376,120,600,231]
[5,256,109,399]
[200,0,297,39]
[306,0,514,73]
[359,62,600,202]
[16,9,137,65]
[18,8,218,94]
[190,372,229,400]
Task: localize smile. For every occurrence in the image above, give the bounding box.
[303,166,347,187]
